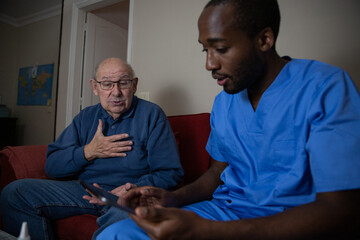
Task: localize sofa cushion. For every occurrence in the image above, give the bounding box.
[56,214,98,240]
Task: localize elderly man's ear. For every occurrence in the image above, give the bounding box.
[90,79,99,96]
[132,77,139,94]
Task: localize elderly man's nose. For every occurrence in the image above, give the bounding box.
[112,83,123,95]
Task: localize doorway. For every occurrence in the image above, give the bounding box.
[63,0,132,127]
[81,1,129,109]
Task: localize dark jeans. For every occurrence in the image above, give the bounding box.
[0,179,129,240]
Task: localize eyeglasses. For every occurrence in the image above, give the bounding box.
[95,79,133,90]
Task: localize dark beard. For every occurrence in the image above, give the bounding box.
[224,53,265,94]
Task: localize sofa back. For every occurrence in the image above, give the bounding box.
[0,113,211,191]
[0,113,212,238]
[0,145,49,190]
[167,113,211,185]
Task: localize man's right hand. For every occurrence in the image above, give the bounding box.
[84,119,133,161]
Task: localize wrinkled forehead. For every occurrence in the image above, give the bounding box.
[96,60,132,80]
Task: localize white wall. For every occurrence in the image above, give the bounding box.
[130,0,360,117]
[131,0,217,116]
[277,0,360,85]
[0,16,60,145]
[14,16,60,145]
[56,0,360,136]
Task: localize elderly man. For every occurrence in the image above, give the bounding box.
[0,57,183,240]
[97,1,360,239]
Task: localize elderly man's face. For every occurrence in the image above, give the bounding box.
[91,58,138,120]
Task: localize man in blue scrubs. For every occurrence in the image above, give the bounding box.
[0,58,183,240]
[97,1,360,239]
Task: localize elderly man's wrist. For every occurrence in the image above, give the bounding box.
[84,145,95,161]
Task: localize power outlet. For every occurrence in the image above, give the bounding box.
[137,91,150,101]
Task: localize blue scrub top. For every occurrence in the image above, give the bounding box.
[206,59,360,217]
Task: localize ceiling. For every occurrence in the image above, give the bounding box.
[0,0,62,19]
[0,0,62,27]
[91,0,129,29]
[0,0,128,29]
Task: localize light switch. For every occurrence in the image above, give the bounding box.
[137,91,150,101]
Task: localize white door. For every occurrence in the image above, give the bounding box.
[81,12,128,110]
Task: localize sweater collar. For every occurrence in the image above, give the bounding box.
[99,95,139,121]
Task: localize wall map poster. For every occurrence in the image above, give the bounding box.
[17,64,54,106]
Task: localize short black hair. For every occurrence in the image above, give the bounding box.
[204,0,281,41]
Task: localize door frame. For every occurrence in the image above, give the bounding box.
[81,12,129,110]
[64,0,134,127]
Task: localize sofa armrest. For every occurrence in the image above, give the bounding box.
[0,145,49,191]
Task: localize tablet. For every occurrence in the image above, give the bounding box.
[79,180,135,214]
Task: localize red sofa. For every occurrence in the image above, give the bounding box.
[0,113,211,240]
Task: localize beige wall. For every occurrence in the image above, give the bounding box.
[277,0,360,85]
[0,16,60,145]
[131,0,217,116]
[130,0,360,117]
[0,22,18,111]
[55,0,360,137]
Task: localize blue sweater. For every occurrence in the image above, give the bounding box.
[45,96,183,191]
